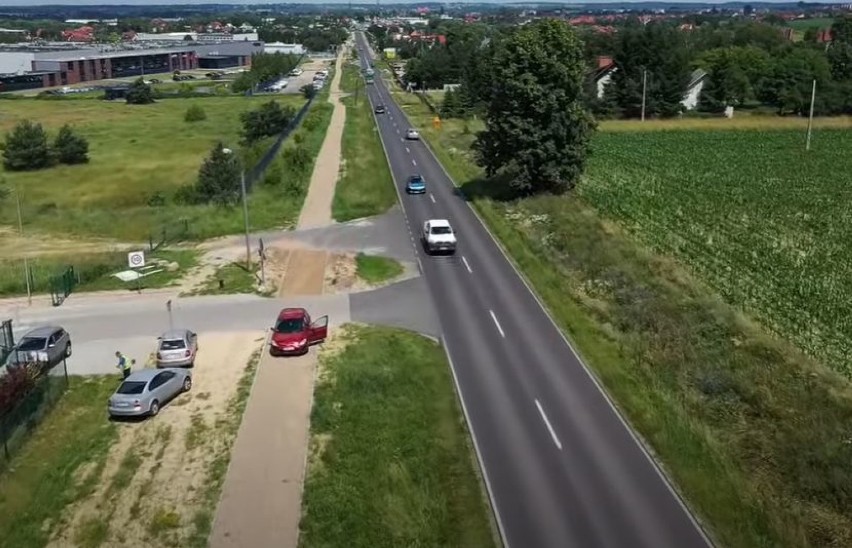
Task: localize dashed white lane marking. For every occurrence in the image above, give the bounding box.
[412,159,417,166]
[429,193,435,203]
[489,310,505,338]
[461,255,472,273]
[405,147,410,153]
[535,399,563,450]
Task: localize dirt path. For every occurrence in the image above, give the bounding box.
[209,349,317,548]
[296,44,349,230]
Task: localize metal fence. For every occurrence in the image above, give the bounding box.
[0,359,69,465]
[50,266,76,307]
[0,319,13,365]
[244,94,317,193]
[148,218,190,252]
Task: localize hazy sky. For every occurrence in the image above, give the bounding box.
[0,0,836,6]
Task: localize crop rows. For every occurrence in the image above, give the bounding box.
[581,128,852,375]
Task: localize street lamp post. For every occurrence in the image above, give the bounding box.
[14,187,32,306]
[222,148,252,271]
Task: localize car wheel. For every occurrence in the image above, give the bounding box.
[149,400,160,416]
[182,376,192,392]
[65,342,72,358]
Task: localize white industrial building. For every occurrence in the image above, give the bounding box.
[264,42,305,55]
[132,32,259,43]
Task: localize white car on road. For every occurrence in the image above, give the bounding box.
[405,128,420,140]
[422,219,457,255]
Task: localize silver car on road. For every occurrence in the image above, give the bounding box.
[155,328,198,368]
[6,325,72,369]
[108,368,192,418]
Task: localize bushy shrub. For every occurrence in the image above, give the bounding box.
[53,124,89,165]
[0,363,40,417]
[184,104,207,122]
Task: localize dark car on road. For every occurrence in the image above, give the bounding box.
[374,105,386,114]
[6,325,71,369]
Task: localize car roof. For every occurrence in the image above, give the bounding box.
[429,219,451,227]
[122,368,163,383]
[159,328,191,339]
[278,307,308,319]
[21,326,63,338]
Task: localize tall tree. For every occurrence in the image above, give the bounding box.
[240,100,295,144]
[611,22,691,118]
[472,19,595,196]
[195,142,242,206]
[53,124,89,165]
[2,120,52,171]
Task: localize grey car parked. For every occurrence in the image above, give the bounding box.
[108,368,192,418]
[155,328,198,368]
[6,326,71,368]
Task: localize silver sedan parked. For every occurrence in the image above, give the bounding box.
[108,368,192,418]
[155,328,198,368]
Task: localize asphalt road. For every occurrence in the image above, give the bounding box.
[354,32,714,548]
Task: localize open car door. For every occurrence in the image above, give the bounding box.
[308,316,329,344]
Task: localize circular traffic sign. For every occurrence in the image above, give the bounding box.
[130,253,144,266]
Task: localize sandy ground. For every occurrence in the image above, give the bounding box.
[47,331,265,548]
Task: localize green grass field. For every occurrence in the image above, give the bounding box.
[355,253,403,284]
[581,129,852,375]
[390,92,852,546]
[787,17,834,30]
[332,64,396,222]
[299,325,496,548]
[0,376,118,548]
[0,95,310,244]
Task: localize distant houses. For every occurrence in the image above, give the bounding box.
[590,56,710,112]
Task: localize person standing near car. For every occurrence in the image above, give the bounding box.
[115,351,133,380]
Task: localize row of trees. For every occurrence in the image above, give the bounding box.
[382,15,852,119]
[2,121,89,171]
[259,24,348,53]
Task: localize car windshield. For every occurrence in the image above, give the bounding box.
[160,339,186,350]
[17,337,47,351]
[431,226,452,235]
[276,318,305,333]
[409,177,423,184]
[117,381,146,395]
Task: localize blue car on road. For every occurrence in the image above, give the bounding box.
[405,174,426,194]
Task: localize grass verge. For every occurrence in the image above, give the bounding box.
[355,253,403,285]
[0,376,118,548]
[332,65,396,222]
[0,249,199,297]
[299,325,496,548]
[396,94,852,546]
[184,261,273,297]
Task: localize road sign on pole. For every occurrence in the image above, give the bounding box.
[128,251,146,269]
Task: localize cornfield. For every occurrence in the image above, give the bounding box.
[581,128,852,376]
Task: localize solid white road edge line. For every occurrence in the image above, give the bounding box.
[489,310,505,338]
[535,399,563,450]
[462,255,473,273]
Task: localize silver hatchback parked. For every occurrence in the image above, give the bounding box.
[108,368,192,418]
[155,328,198,368]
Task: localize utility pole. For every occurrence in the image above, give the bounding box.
[805,79,816,152]
[15,188,31,306]
[641,69,647,122]
[223,147,252,272]
[240,170,251,271]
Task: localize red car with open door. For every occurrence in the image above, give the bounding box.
[269,308,329,356]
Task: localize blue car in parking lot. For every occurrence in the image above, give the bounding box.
[405,174,426,194]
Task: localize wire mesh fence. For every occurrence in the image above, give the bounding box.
[0,358,69,465]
